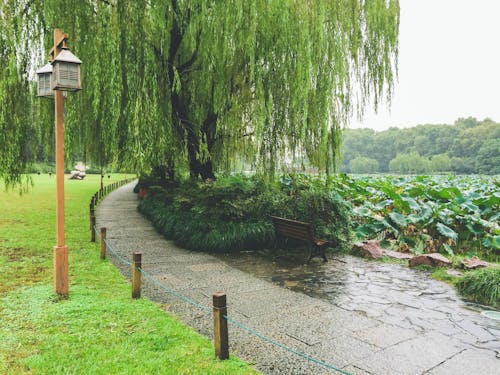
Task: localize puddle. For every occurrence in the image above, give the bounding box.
[214,248,500,349]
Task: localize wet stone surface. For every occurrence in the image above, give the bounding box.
[98,183,499,375]
[215,250,499,351]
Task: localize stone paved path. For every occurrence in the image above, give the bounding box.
[97,182,499,375]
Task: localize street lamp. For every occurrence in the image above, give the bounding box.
[36,29,82,296]
[36,63,53,97]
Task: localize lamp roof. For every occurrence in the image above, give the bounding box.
[36,62,53,74]
[52,49,82,64]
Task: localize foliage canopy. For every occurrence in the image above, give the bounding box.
[341,117,500,174]
[0,0,399,184]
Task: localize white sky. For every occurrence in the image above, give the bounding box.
[350,0,500,130]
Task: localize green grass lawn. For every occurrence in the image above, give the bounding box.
[0,174,257,374]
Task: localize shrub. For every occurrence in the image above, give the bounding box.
[138,174,352,253]
[455,267,500,308]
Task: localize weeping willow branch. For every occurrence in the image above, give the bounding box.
[0,0,400,185]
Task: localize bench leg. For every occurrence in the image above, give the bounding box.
[307,245,328,263]
[307,245,314,263]
[320,246,328,262]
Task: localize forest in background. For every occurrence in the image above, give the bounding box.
[341,117,500,175]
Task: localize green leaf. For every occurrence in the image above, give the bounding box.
[443,243,454,256]
[402,196,420,211]
[352,206,373,217]
[483,235,500,250]
[436,222,458,241]
[373,199,393,210]
[389,211,408,228]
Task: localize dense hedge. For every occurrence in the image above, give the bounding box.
[137,174,352,253]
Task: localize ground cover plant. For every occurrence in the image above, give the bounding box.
[455,267,500,308]
[329,174,500,261]
[328,173,499,307]
[0,174,255,374]
[138,171,499,307]
[138,174,352,253]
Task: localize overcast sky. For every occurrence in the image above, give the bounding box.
[350,0,500,131]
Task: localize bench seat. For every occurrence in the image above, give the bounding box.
[271,216,329,262]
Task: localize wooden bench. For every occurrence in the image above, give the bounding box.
[271,216,329,262]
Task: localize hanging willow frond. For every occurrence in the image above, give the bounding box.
[0,0,399,184]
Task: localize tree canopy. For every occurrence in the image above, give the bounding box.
[341,118,500,174]
[1,0,400,185]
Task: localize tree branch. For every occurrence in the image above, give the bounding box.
[178,28,202,74]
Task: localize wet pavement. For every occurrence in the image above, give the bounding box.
[97,182,500,374]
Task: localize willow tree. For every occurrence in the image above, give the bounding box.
[0,0,399,184]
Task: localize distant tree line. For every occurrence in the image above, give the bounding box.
[341,117,500,174]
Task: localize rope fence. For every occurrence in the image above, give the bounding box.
[89,177,134,242]
[93,225,353,374]
[90,179,351,374]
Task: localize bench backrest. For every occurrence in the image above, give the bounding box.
[271,216,314,242]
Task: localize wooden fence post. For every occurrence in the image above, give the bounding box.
[91,214,96,242]
[100,227,107,259]
[213,292,229,360]
[132,252,142,299]
[89,202,94,230]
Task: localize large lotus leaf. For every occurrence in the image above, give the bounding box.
[477,218,497,230]
[408,186,425,198]
[438,208,455,225]
[482,235,500,250]
[407,206,434,225]
[436,222,458,241]
[427,187,463,201]
[420,204,434,221]
[354,222,387,239]
[373,199,393,210]
[488,211,500,222]
[465,223,483,235]
[402,196,420,211]
[389,211,408,227]
[457,201,480,214]
[406,213,421,224]
[381,185,410,212]
[352,206,373,217]
[473,192,500,207]
[382,218,400,235]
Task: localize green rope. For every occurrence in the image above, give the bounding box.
[138,267,211,313]
[103,238,133,266]
[224,315,353,375]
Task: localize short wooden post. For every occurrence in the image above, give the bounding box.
[132,252,142,299]
[213,292,229,360]
[91,215,96,242]
[100,227,107,259]
[89,203,94,230]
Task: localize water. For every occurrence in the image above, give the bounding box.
[215,248,500,352]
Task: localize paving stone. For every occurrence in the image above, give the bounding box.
[455,319,497,343]
[353,324,418,348]
[426,348,500,375]
[354,331,462,375]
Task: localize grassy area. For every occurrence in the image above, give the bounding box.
[456,267,500,308]
[0,174,257,374]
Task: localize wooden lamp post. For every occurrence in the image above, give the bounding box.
[36,29,82,296]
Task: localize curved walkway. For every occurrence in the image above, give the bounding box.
[97,182,499,375]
